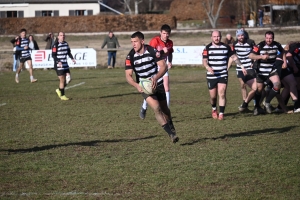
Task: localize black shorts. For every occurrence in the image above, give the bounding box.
[256,71,278,84]
[236,69,256,83]
[56,68,70,76]
[142,84,166,101]
[207,76,228,90]
[19,57,32,63]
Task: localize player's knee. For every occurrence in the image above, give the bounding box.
[273,82,281,91]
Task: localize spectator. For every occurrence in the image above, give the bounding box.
[101,31,120,69]
[222,33,235,47]
[44,32,56,49]
[258,9,264,27]
[10,36,19,72]
[28,35,39,50]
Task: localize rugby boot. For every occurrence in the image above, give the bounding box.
[218,113,224,120]
[139,107,147,119]
[169,133,179,143]
[56,89,61,98]
[15,76,19,83]
[60,95,69,101]
[30,78,37,83]
[264,103,272,114]
[212,110,218,119]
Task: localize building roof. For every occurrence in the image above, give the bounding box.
[0,0,98,3]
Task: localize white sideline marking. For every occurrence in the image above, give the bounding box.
[1,191,119,196]
[0,103,6,107]
[65,82,85,90]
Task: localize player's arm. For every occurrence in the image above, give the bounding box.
[125,69,143,93]
[231,54,247,75]
[152,59,167,89]
[286,52,299,73]
[67,46,76,64]
[202,48,214,74]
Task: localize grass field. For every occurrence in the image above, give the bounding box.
[0,67,300,199]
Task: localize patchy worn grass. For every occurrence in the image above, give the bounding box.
[0,67,299,199]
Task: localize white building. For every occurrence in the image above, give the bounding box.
[0,0,100,18]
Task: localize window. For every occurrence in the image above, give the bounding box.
[35,10,59,17]
[69,10,93,16]
[0,11,23,18]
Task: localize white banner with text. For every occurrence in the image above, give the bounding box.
[172,46,205,65]
[26,48,97,69]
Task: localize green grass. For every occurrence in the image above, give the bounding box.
[0,67,300,199]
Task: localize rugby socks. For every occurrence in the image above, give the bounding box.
[30,76,34,81]
[168,119,175,132]
[59,88,65,96]
[293,99,299,110]
[212,103,217,110]
[254,91,262,108]
[242,100,249,108]
[265,87,279,104]
[162,123,175,136]
[219,106,225,114]
[142,100,147,110]
[166,91,170,107]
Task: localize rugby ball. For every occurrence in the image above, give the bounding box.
[139,78,154,95]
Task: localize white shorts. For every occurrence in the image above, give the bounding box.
[158,65,169,77]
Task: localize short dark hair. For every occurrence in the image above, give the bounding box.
[20,28,27,33]
[265,31,274,39]
[161,24,171,33]
[131,31,144,40]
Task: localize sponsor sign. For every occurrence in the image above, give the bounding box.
[26,48,97,68]
[172,46,205,65]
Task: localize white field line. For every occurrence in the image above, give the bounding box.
[0,103,7,107]
[1,191,120,196]
[65,82,85,90]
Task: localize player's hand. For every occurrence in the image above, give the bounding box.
[261,54,269,60]
[242,68,247,76]
[58,62,62,68]
[206,66,214,75]
[136,84,143,93]
[72,59,76,64]
[168,62,172,69]
[24,46,28,50]
[151,76,158,90]
[163,47,168,53]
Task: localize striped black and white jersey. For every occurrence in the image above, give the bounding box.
[251,41,284,76]
[125,45,164,86]
[52,41,74,71]
[16,37,31,59]
[287,42,300,66]
[202,42,234,79]
[233,39,255,71]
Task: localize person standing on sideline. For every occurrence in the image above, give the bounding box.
[125,31,179,143]
[28,35,39,50]
[222,33,235,47]
[228,29,257,112]
[258,9,264,27]
[44,32,56,49]
[202,30,247,120]
[101,31,120,69]
[14,28,37,83]
[10,36,19,72]
[52,32,76,101]
[139,24,174,119]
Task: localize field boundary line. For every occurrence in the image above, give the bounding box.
[0,103,6,107]
[65,82,85,90]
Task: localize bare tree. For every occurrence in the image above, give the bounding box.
[201,0,225,28]
[120,0,132,14]
[135,0,143,14]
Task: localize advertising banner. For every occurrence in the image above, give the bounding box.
[172,46,205,65]
[26,48,97,69]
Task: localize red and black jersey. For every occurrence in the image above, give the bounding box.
[149,35,173,60]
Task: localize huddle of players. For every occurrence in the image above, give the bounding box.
[13,28,75,101]
[203,29,300,121]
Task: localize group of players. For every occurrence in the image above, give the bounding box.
[125,25,300,144]
[12,25,300,144]
[12,28,75,101]
[202,29,300,120]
